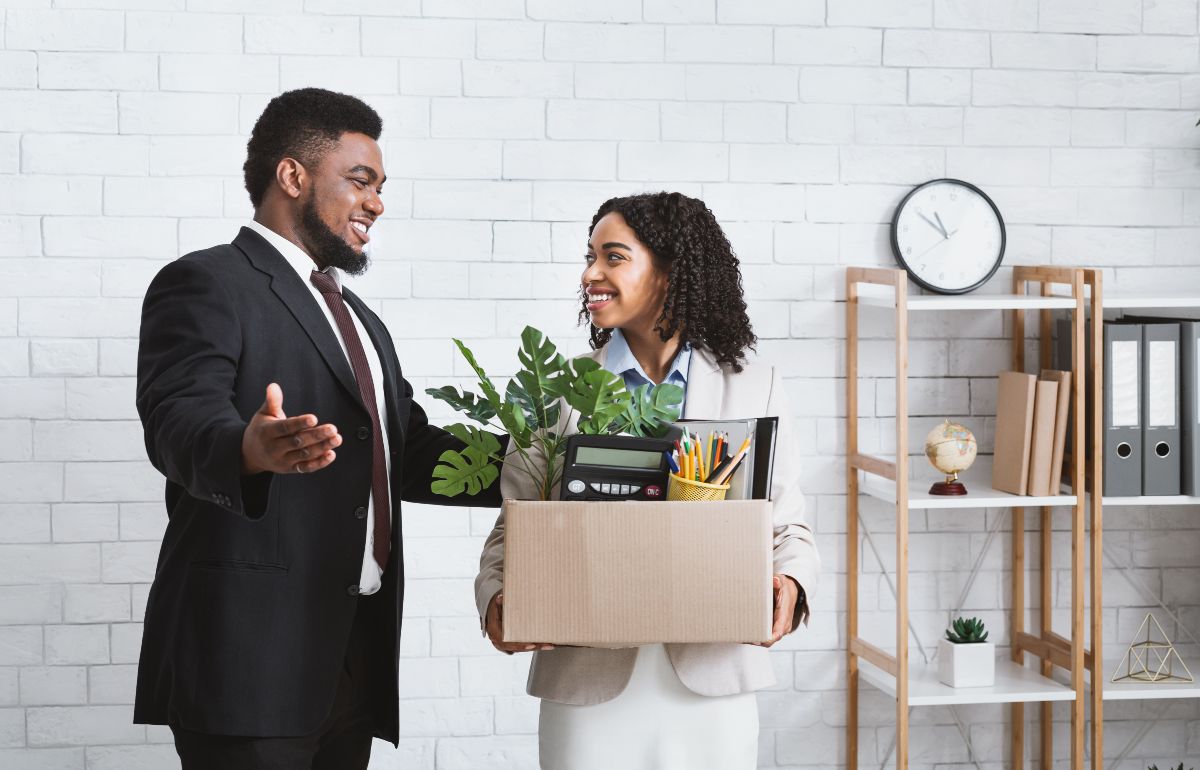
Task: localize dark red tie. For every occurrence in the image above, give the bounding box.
[310,270,390,571]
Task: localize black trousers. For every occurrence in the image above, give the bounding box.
[171,594,385,770]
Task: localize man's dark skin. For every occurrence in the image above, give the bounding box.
[240,132,385,478]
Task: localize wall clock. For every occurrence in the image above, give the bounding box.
[891,178,1005,295]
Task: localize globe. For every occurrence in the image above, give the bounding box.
[923,420,977,495]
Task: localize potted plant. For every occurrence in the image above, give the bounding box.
[425,326,683,500]
[937,616,995,688]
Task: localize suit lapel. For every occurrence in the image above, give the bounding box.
[232,227,362,406]
[682,346,725,419]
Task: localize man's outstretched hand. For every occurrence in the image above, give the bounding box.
[241,383,342,475]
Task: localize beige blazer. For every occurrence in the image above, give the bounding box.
[474,344,820,706]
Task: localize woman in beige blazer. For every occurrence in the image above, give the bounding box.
[475,192,819,770]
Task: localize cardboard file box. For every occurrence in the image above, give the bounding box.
[501,499,773,647]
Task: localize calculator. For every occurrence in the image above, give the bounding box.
[559,434,674,501]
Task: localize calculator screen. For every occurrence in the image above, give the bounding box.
[574,446,662,469]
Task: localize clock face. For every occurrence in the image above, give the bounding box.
[891,179,1005,295]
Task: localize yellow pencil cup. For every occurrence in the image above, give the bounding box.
[667,475,731,502]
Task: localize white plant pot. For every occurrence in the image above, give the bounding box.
[937,638,995,688]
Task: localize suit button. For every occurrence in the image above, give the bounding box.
[354,506,367,520]
[357,426,370,440]
[346,585,361,597]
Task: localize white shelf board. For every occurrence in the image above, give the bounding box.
[1045,289,1200,311]
[1103,294,1200,310]
[858,658,1077,706]
[1100,494,1200,508]
[1098,664,1200,701]
[854,283,1077,311]
[861,459,1078,510]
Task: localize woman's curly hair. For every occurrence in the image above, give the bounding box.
[580,191,756,372]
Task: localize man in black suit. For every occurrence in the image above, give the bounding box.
[134,88,499,769]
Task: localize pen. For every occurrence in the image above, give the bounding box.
[665,451,680,475]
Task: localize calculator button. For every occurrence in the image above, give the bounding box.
[567,479,586,494]
[590,483,602,492]
[644,485,662,498]
[629,485,641,494]
[600,483,611,494]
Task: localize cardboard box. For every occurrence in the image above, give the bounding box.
[502,499,773,647]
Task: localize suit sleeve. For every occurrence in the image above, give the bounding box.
[765,368,821,629]
[136,258,271,519]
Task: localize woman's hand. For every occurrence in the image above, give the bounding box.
[754,574,800,648]
[485,593,556,654]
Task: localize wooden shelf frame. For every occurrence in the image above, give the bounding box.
[844,266,1100,770]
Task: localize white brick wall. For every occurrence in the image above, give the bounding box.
[2,2,1199,769]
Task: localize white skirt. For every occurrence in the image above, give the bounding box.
[538,644,759,770]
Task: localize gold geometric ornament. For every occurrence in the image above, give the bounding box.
[1110,613,1194,684]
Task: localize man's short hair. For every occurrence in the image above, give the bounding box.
[243,88,383,208]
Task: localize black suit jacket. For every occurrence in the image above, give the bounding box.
[133,227,499,742]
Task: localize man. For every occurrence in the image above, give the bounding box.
[134,88,500,769]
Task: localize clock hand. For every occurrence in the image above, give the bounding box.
[917,211,946,237]
[913,236,949,261]
[933,211,950,239]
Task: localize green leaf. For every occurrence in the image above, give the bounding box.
[516,326,568,389]
[430,424,501,497]
[613,382,685,437]
[506,374,561,433]
[424,385,496,424]
[563,365,628,435]
[450,338,532,447]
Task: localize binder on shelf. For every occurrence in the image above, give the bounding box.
[992,371,1037,496]
[1026,378,1059,497]
[1183,321,1200,496]
[1039,369,1072,496]
[1103,322,1143,497]
[1140,322,1181,495]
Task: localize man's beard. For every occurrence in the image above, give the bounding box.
[298,195,370,277]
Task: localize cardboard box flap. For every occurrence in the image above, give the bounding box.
[503,499,772,647]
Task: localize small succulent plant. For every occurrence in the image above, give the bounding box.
[945,616,989,644]
[1148,764,1192,770]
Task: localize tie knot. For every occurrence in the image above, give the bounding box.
[309,269,339,296]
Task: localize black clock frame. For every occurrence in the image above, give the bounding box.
[890,177,1006,295]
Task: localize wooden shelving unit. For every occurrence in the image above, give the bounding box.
[844,266,1102,770]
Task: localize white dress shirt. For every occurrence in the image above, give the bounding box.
[247,220,392,595]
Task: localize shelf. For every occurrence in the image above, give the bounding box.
[1100,494,1200,508]
[854,283,1078,311]
[1098,664,1200,701]
[1102,294,1200,311]
[860,459,1078,510]
[858,658,1077,706]
[1045,290,1200,311]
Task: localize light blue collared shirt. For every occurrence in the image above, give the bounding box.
[605,329,691,399]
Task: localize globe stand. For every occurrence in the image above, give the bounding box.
[929,472,967,496]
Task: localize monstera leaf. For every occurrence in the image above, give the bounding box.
[431,424,502,496]
[562,363,629,435]
[506,374,561,433]
[424,385,496,424]
[615,382,685,438]
[505,327,565,432]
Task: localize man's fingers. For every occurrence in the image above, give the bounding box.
[283,436,342,465]
[260,383,286,418]
[292,450,336,474]
[283,425,342,453]
[270,414,320,439]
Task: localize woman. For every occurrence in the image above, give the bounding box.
[475,192,819,770]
